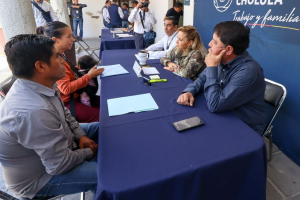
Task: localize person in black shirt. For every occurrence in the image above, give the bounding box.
[68,0,87,38]
[165,2,183,22]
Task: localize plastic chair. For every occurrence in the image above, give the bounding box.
[74,35,100,63]
[263,78,287,161]
[0,76,17,98]
[1,187,85,200]
[0,190,18,200]
[20,195,65,200]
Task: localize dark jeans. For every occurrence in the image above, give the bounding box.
[111,22,122,28]
[104,21,111,28]
[34,122,99,198]
[122,21,128,28]
[73,17,83,38]
[134,33,145,49]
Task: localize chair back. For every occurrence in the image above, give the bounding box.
[0,76,17,98]
[0,190,18,200]
[263,78,287,136]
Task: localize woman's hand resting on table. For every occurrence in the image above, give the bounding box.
[87,65,105,79]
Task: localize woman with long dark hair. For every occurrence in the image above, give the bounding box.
[36,21,104,123]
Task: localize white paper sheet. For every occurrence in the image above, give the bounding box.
[116,34,134,37]
[110,29,123,33]
[98,64,129,77]
[142,67,160,75]
[107,93,159,116]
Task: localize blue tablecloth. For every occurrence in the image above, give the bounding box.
[99,29,135,59]
[96,49,267,200]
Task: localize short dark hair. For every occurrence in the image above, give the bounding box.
[112,0,118,3]
[36,21,69,39]
[131,1,138,5]
[5,34,55,79]
[78,55,97,70]
[174,2,183,8]
[122,2,128,7]
[105,0,110,3]
[165,16,179,27]
[213,21,250,55]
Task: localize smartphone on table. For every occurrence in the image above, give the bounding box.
[173,116,204,132]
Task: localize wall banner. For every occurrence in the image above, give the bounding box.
[194,0,300,166]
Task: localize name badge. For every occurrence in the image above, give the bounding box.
[133,61,142,78]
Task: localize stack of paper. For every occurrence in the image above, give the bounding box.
[107,93,159,116]
[110,28,123,33]
[116,34,133,37]
[150,75,160,79]
[142,67,160,75]
[99,64,129,77]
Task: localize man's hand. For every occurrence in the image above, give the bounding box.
[177,92,195,107]
[163,62,177,72]
[205,49,226,67]
[79,135,98,156]
[137,0,143,8]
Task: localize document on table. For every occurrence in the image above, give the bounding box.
[99,64,129,77]
[107,93,159,117]
[142,67,160,75]
[116,34,133,37]
[96,77,101,96]
[110,28,123,33]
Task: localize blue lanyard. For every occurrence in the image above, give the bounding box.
[166,32,178,50]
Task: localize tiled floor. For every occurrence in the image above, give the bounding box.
[265,138,300,200]
[1,38,300,200]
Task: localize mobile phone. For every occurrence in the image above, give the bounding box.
[173,116,204,132]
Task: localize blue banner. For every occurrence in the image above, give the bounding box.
[194,0,300,165]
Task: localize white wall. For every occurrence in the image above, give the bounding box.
[149,0,173,41]
[81,0,184,40]
[81,0,105,38]
[183,0,194,26]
